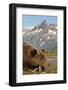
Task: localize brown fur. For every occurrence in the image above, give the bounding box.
[23,43,47,69]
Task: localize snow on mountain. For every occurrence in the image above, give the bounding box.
[23,20,57,51]
[49,29,57,35]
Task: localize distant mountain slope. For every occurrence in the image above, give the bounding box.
[23,20,57,51]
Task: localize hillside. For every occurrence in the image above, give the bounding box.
[23,20,57,51]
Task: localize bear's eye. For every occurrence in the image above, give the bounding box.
[31,49,37,57]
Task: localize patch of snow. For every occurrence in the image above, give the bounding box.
[49,29,56,35]
[40,42,45,46]
[47,36,50,39]
[40,38,42,41]
[23,31,26,35]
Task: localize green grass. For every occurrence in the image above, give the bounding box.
[43,50,57,56]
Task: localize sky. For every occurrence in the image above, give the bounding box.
[22,15,57,30]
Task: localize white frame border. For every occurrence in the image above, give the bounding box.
[16,7,64,83]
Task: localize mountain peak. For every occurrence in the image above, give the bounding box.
[32,20,48,33]
[23,20,57,51]
[41,20,47,25]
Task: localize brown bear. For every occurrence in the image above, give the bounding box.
[23,43,48,72]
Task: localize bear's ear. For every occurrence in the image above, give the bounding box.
[42,49,45,52]
[30,49,37,57]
